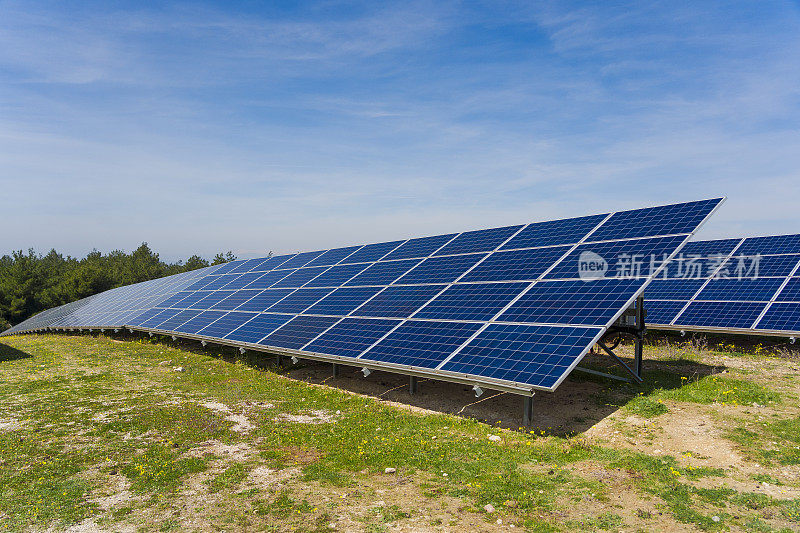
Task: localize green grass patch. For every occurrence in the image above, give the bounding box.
[121,444,206,493]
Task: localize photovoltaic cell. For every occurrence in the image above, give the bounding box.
[251,254,296,272]
[695,278,784,302]
[235,289,294,312]
[243,269,295,289]
[193,291,235,309]
[414,282,529,321]
[211,290,262,310]
[776,279,800,302]
[225,313,291,344]
[434,225,523,256]
[202,275,241,290]
[228,258,269,274]
[499,279,645,326]
[355,285,446,318]
[305,246,361,267]
[139,309,181,328]
[737,234,800,256]
[174,310,228,335]
[394,253,487,284]
[266,288,334,314]
[501,214,606,250]
[304,286,383,316]
[461,246,570,283]
[196,312,255,338]
[339,240,404,264]
[277,251,326,269]
[588,199,719,242]
[441,324,603,389]
[154,309,201,330]
[344,259,421,286]
[381,234,457,260]
[270,266,330,288]
[679,239,741,257]
[304,317,401,358]
[261,315,340,350]
[757,303,800,332]
[210,260,247,275]
[642,300,687,325]
[361,321,483,368]
[545,236,686,280]
[171,291,212,309]
[677,301,767,329]
[645,279,706,300]
[304,263,370,287]
[220,272,264,290]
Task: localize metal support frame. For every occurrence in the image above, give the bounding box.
[409,375,418,395]
[580,295,646,384]
[332,363,340,378]
[523,395,534,427]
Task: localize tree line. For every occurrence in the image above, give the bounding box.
[0,243,237,330]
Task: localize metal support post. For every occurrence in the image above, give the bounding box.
[332,363,340,378]
[523,395,534,427]
[409,376,418,395]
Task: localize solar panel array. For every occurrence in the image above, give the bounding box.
[2,198,723,393]
[645,234,800,335]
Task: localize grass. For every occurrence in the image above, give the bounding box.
[0,333,799,532]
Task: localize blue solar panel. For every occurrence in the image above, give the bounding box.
[193,290,235,309]
[304,263,370,287]
[261,315,340,349]
[461,246,571,283]
[196,311,255,338]
[140,308,181,328]
[251,254,296,272]
[727,254,800,278]
[441,324,603,389]
[210,260,248,275]
[642,300,687,325]
[545,236,686,280]
[305,246,362,267]
[270,266,330,289]
[679,239,741,257]
[266,288,334,314]
[304,286,383,316]
[737,234,800,256]
[499,279,645,326]
[277,251,326,269]
[225,313,292,344]
[588,199,720,242]
[211,290,262,311]
[361,320,483,368]
[304,317,402,358]
[355,285,446,318]
[154,309,201,330]
[381,234,457,261]
[756,303,800,331]
[414,282,528,321]
[171,291,212,309]
[235,289,294,312]
[220,272,264,290]
[776,278,800,302]
[228,258,270,274]
[344,259,421,286]
[501,214,607,250]
[434,225,523,256]
[243,269,296,289]
[202,275,241,290]
[174,310,228,334]
[695,278,784,302]
[395,253,487,284]
[645,279,707,300]
[5,198,724,394]
[678,301,767,329]
[339,240,404,264]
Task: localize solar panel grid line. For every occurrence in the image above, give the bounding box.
[433,212,615,371]
[751,256,800,329]
[663,237,745,326]
[324,232,465,359]
[404,224,530,320]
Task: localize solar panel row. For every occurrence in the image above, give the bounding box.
[2,198,723,393]
[645,234,800,335]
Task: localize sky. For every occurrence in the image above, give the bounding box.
[1,1,799,261]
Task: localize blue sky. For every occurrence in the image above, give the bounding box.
[1,1,799,261]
